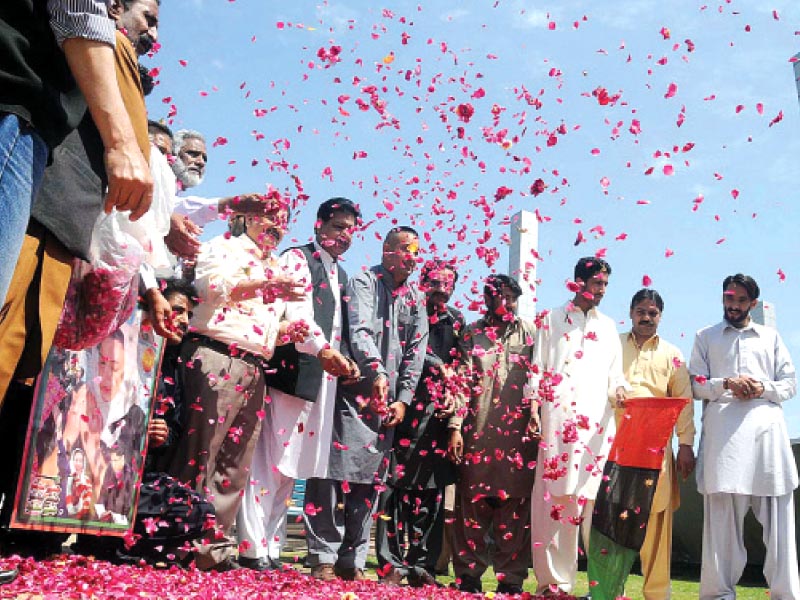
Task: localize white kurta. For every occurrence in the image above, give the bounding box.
[689,320,798,496]
[529,302,628,499]
[265,244,341,479]
[237,245,332,559]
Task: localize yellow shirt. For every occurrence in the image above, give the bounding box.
[619,332,695,512]
[619,332,695,445]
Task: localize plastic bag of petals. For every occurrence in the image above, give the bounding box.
[53,210,148,351]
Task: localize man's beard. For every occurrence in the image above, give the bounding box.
[172,156,204,189]
[724,307,750,326]
[135,33,155,56]
[138,63,154,96]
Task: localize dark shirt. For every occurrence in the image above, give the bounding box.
[0,0,108,148]
[146,344,184,473]
[390,306,465,489]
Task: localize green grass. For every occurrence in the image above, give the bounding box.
[431,564,770,599]
[281,528,771,599]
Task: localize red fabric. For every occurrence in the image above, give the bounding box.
[608,397,688,469]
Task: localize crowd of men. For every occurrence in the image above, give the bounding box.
[1,1,799,599]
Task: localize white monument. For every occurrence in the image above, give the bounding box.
[508,210,539,321]
[751,300,776,328]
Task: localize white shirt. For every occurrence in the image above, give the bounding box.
[690,320,798,496]
[266,242,342,479]
[173,194,223,227]
[528,302,628,498]
[190,234,322,358]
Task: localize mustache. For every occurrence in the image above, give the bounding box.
[264,228,283,242]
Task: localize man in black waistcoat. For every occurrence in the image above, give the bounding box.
[236,197,361,570]
[376,259,465,587]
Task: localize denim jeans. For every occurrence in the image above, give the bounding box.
[0,113,48,306]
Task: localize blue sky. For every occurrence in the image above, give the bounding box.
[145,0,800,436]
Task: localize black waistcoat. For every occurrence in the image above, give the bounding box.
[265,243,348,402]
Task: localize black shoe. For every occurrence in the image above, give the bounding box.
[0,568,18,585]
[237,556,274,571]
[456,574,482,593]
[496,582,524,595]
[408,570,441,588]
[207,558,241,572]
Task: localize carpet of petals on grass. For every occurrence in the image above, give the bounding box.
[1,555,578,599]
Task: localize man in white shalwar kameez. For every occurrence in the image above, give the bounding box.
[528,256,629,595]
[236,198,361,570]
[690,273,800,600]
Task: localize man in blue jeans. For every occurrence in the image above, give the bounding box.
[0,0,152,585]
[0,0,152,308]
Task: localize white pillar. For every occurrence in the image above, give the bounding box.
[508,210,539,321]
[794,52,800,108]
[751,300,776,328]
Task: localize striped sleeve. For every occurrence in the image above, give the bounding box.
[47,0,116,48]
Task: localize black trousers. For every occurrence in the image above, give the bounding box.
[375,484,445,577]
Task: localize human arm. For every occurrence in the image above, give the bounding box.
[447,322,474,431]
[668,350,696,478]
[164,212,202,260]
[59,35,152,220]
[757,332,797,404]
[607,327,630,408]
[139,268,182,344]
[346,272,388,382]
[192,238,284,352]
[669,350,696,444]
[688,330,728,401]
[394,291,429,407]
[172,193,266,227]
[447,426,464,464]
[445,322,469,459]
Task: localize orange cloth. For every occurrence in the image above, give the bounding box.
[0,221,72,404]
[113,31,150,163]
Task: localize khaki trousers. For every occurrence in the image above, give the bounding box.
[639,502,673,600]
[164,343,266,569]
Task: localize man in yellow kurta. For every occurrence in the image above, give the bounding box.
[619,289,695,600]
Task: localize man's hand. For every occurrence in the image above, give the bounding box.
[676,444,696,479]
[103,142,153,220]
[727,376,764,400]
[148,418,169,448]
[447,428,464,464]
[164,213,202,259]
[383,401,406,428]
[337,358,362,385]
[318,347,351,377]
[526,411,542,440]
[614,386,628,408]
[145,288,182,344]
[262,275,307,303]
[372,374,389,406]
[278,320,310,344]
[434,394,456,419]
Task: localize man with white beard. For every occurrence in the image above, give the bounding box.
[147,125,267,266]
[172,129,207,190]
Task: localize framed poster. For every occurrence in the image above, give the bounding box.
[11,309,164,536]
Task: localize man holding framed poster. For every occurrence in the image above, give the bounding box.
[10,308,164,536]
